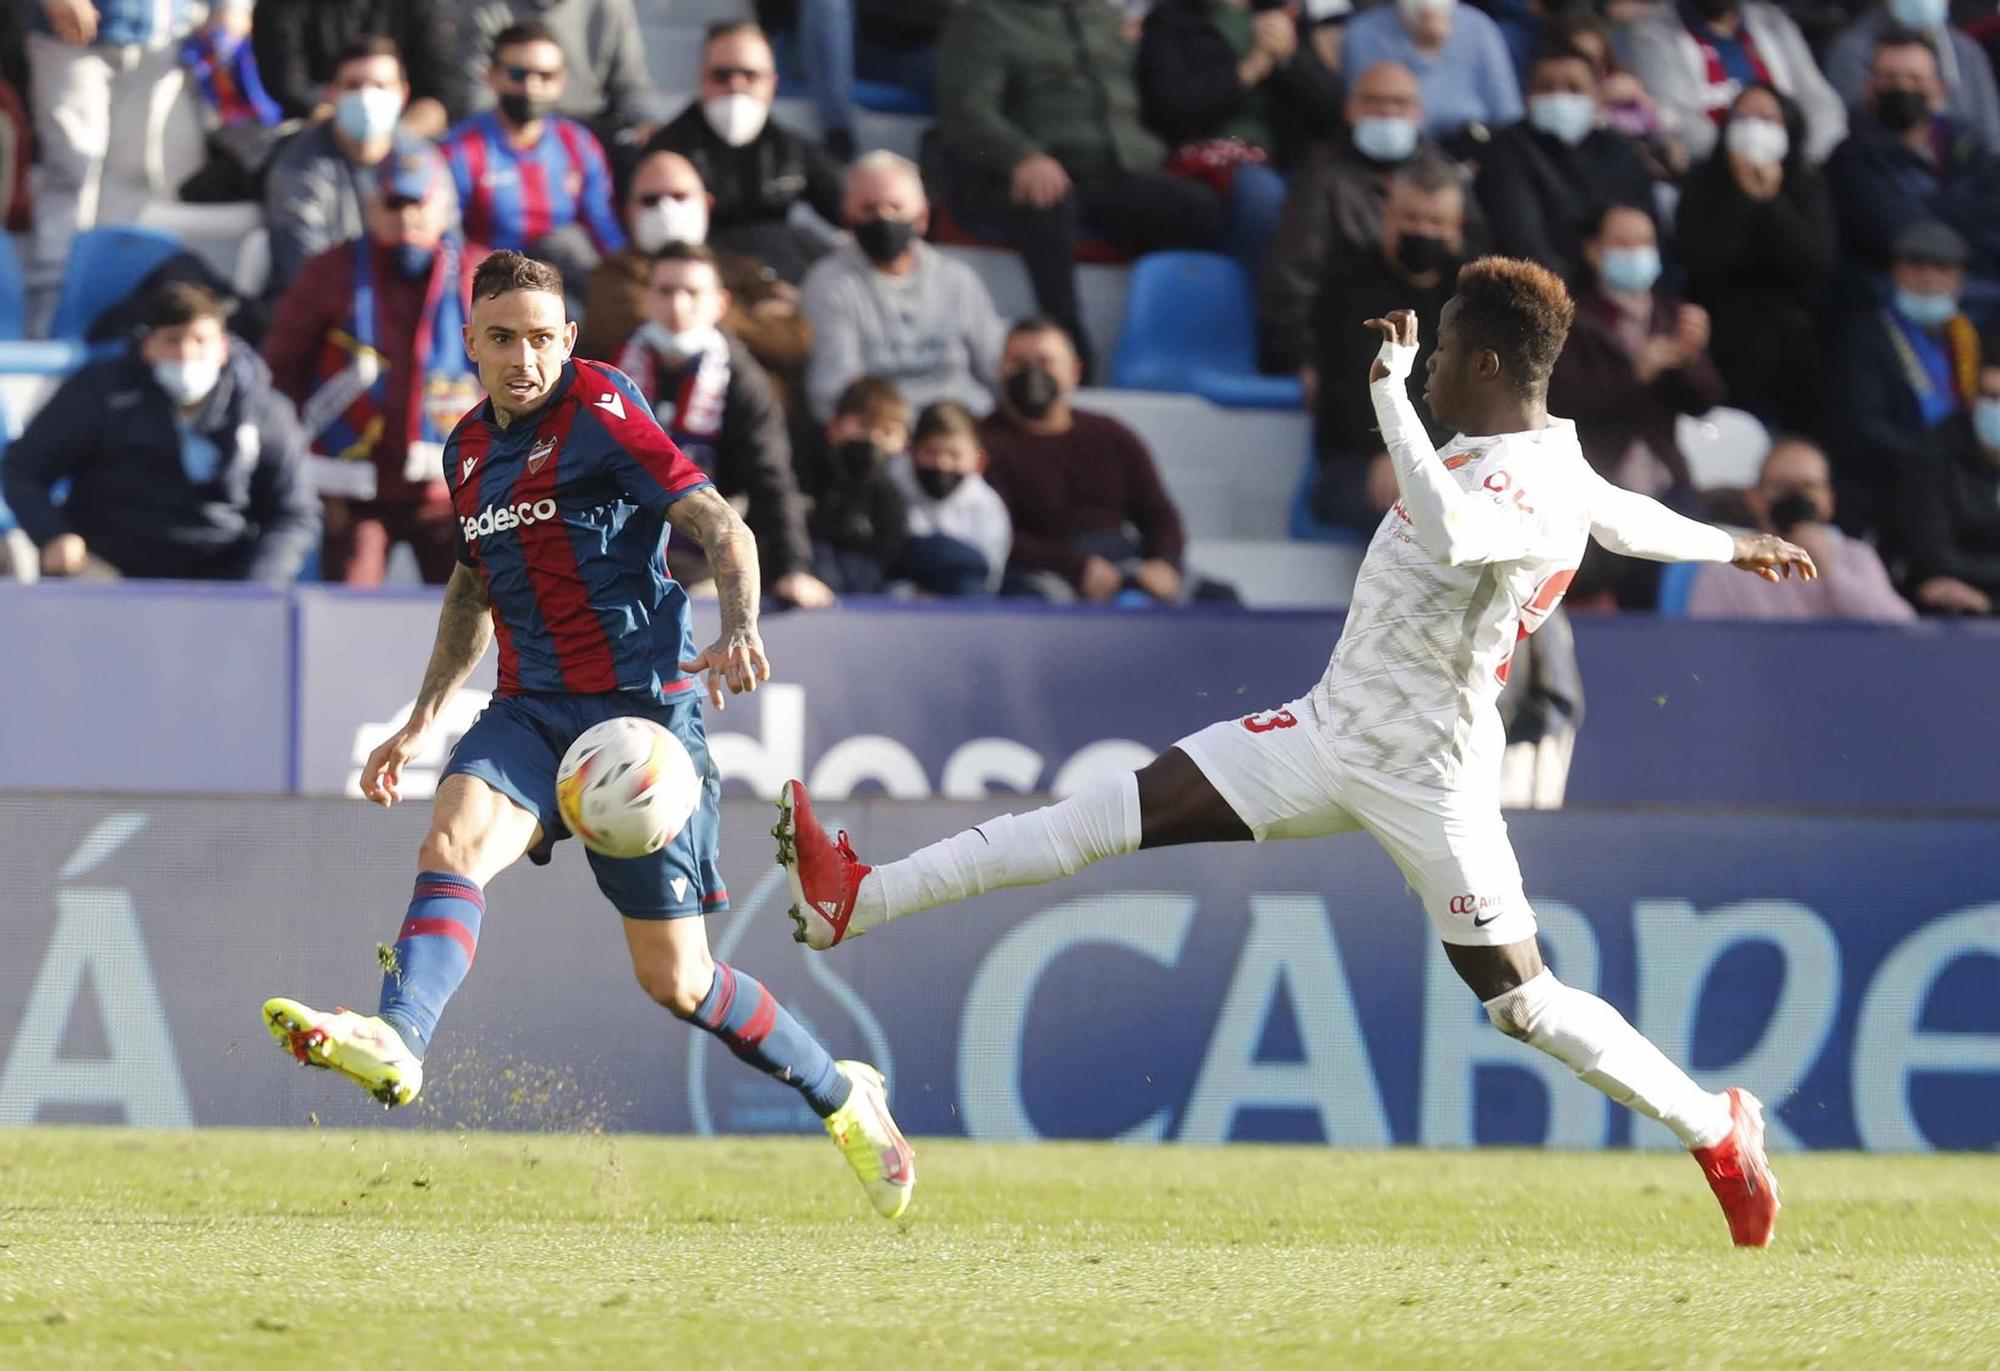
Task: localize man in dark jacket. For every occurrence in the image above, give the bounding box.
[616,243,832,609]
[937,0,1222,378]
[642,21,844,284]
[1,282,316,583]
[1475,43,1653,281]
[1899,342,2000,615]
[251,0,452,136]
[1306,158,1464,535]
[1825,31,2000,280]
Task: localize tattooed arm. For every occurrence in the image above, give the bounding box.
[668,486,773,709]
[358,564,493,806]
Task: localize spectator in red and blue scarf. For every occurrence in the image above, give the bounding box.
[265,143,490,586]
[182,0,282,128]
[441,19,624,298]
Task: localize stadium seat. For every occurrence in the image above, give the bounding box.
[48,224,182,341]
[1656,561,1703,617]
[1676,406,1770,490]
[853,79,936,118]
[1073,387,1304,540]
[1286,439,1367,544]
[1110,252,1303,410]
[0,233,24,341]
[1186,538,1364,610]
[138,201,269,297]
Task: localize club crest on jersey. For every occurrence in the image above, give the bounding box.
[1443,449,1482,471]
[527,435,559,474]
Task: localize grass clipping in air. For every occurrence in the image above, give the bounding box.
[0,1129,1995,1368]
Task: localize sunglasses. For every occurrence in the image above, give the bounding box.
[707,65,772,83]
[382,193,424,211]
[504,64,562,83]
[635,192,692,208]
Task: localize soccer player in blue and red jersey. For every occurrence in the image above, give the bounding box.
[440,22,625,273]
[263,250,914,1219]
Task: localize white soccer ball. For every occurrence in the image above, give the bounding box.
[555,717,701,859]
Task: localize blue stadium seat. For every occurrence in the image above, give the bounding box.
[0,235,24,341]
[853,78,936,117]
[1657,561,1703,617]
[48,224,182,341]
[1110,252,1303,409]
[1287,432,1365,544]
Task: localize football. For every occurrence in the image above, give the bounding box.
[554,717,700,859]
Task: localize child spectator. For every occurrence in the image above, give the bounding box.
[807,376,909,593]
[890,401,1011,596]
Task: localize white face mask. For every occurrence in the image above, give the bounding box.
[1724,115,1789,168]
[153,355,223,406]
[632,194,710,254]
[335,86,403,145]
[702,92,769,148]
[639,319,721,360]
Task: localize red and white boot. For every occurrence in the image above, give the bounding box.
[773,780,873,950]
[1692,1087,1781,1247]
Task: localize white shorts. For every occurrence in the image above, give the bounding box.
[1174,699,1537,947]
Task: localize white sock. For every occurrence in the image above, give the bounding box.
[852,773,1142,934]
[1483,970,1733,1150]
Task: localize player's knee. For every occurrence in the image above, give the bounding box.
[635,954,713,1018]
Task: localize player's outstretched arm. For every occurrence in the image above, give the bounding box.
[670,486,772,710]
[360,564,493,808]
[1587,477,1818,582]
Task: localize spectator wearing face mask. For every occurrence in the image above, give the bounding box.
[1825,31,2000,282]
[576,149,813,409]
[2,282,316,584]
[643,22,844,285]
[1541,8,1685,183]
[1826,0,2000,152]
[1688,438,1914,620]
[1550,202,1721,509]
[1475,43,1653,281]
[1305,157,1465,535]
[800,151,1006,424]
[440,20,625,290]
[807,376,910,594]
[1677,83,1833,433]
[1899,342,2000,615]
[252,0,452,138]
[1339,0,1523,140]
[981,317,1187,604]
[888,401,1012,597]
[1615,0,1846,163]
[264,37,424,298]
[263,145,485,585]
[1825,220,1980,546]
[616,242,831,610]
[1259,60,1477,372]
[458,0,665,143]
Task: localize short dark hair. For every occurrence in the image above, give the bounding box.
[1875,25,1935,58]
[1450,257,1575,395]
[704,20,769,51]
[1004,315,1077,353]
[334,34,404,75]
[1586,199,1654,240]
[492,19,561,62]
[1529,41,1597,77]
[913,401,981,449]
[1389,151,1464,200]
[472,249,565,303]
[649,241,720,272]
[833,375,909,428]
[1541,9,1609,62]
[146,282,227,331]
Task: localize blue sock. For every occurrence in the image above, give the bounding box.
[687,963,852,1117]
[376,871,484,1058]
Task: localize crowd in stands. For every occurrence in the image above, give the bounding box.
[1,0,1998,627]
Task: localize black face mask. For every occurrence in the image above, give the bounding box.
[1874,88,1930,134]
[1687,0,1736,21]
[834,439,884,480]
[854,216,917,264]
[1395,232,1452,278]
[915,467,966,501]
[1003,366,1061,419]
[498,91,556,125]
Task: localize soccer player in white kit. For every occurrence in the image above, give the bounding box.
[774,258,1815,1247]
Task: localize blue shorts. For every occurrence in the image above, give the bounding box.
[442,690,728,921]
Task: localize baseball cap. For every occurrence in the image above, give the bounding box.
[1892,220,1970,267]
[375,138,451,204]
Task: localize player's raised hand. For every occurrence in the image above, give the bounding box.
[1364,310,1419,381]
[1730,531,1819,584]
[360,722,428,808]
[682,629,771,711]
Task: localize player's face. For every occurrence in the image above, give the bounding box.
[1424,301,1473,427]
[646,261,726,334]
[914,431,983,475]
[465,287,576,416]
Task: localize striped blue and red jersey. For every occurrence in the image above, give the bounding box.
[445,359,710,702]
[440,111,626,257]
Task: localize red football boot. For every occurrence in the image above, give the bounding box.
[772,780,873,950]
[1692,1087,1781,1247]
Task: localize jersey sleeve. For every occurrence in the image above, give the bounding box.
[1369,361,1545,567]
[582,362,712,516]
[1586,470,1737,563]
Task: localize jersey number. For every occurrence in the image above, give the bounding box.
[1242,709,1299,734]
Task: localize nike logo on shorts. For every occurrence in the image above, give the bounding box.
[1472,910,1503,928]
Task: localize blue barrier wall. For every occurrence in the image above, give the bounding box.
[1,796,1993,1149]
[4,583,1998,810]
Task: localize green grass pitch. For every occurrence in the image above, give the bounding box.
[1,1129,1995,1368]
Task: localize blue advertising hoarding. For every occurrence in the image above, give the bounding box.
[1,796,1992,1151]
